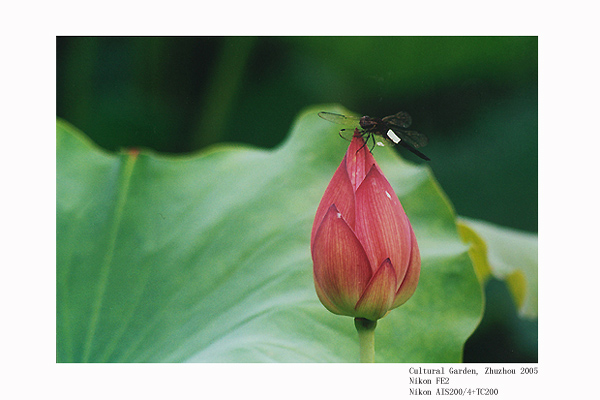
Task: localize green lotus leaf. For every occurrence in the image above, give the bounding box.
[57,105,483,362]
[458,218,538,319]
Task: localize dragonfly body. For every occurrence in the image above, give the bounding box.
[319,111,430,161]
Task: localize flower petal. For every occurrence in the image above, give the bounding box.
[314,279,345,315]
[392,225,421,308]
[311,156,355,247]
[312,204,373,316]
[354,258,397,320]
[345,133,371,191]
[355,165,412,284]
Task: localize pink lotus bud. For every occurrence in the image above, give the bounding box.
[311,130,421,321]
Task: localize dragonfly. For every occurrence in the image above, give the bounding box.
[318,111,430,161]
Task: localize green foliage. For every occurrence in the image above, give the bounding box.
[56,36,538,363]
[57,106,490,362]
[458,218,538,319]
[56,36,538,234]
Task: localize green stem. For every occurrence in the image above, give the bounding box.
[354,318,377,363]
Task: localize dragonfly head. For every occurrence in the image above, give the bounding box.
[359,116,377,131]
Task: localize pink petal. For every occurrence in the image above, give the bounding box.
[312,204,373,316]
[355,165,412,284]
[392,225,422,308]
[311,156,355,247]
[354,258,397,320]
[314,279,345,315]
[345,133,375,191]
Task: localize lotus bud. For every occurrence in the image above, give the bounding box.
[311,130,421,321]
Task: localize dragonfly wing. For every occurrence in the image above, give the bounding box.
[378,130,431,161]
[318,112,361,127]
[402,129,428,148]
[388,127,428,148]
[383,111,412,128]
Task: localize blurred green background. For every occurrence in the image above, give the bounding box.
[56,36,537,362]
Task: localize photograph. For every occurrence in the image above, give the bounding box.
[56,36,538,365]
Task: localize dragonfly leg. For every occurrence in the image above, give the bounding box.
[355,131,373,153]
[368,133,378,152]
